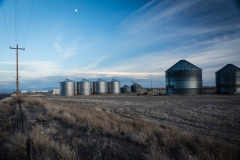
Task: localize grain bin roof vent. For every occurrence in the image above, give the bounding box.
[166,60,201,72]
[216,64,240,73]
[60,78,75,83]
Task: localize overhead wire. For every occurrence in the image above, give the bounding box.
[24,0,34,48]
[16,0,18,44]
[1,0,13,55]
[14,0,17,44]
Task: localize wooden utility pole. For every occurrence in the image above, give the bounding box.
[10,44,25,99]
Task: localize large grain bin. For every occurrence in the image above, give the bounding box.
[131,83,139,93]
[121,85,131,93]
[165,60,202,95]
[59,79,75,96]
[108,79,120,94]
[77,78,91,95]
[93,79,108,94]
[216,64,240,94]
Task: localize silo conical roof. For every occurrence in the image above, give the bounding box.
[60,78,75,83]
[109,79,120,82]
[166,60,201,72]
[216,64,240,73]
[94,78,107,82]
[79,78,91,82]
[121,85,129,88]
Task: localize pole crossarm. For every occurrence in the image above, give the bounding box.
[10,46,25,50]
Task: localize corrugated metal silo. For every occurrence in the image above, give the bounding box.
[77,78,92,95]
[165,60,202,95]
[216,64,240,94]
[93,79,108,94]
[121,85,131,93]
[108,79,120,94]
[131,83,139,93]
[59,78,75,96]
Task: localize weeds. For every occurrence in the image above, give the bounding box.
[2,96,240,159]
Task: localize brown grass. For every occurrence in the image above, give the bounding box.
[29,97,240,159]
[20,96,46,106]
[0,97,19,159]
[2,96,240,159]
[29,124,77,160]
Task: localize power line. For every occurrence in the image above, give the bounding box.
[1,0,12,48]
[17,0,18,43]
[24,0,34,48]
[14,0,17,43]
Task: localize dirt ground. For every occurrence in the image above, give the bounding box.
[43,93,240,148]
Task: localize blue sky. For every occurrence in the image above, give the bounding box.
[1,0,240,90]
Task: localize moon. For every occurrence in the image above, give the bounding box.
[75,9,78,12]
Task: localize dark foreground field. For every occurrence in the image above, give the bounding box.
[0,93,11,100]
[0,94,240,159]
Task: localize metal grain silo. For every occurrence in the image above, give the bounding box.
[216,64,240,94]
[93,79,108,94]
[59,79,75,96]
[77,78,92,95]
[121,85,131,93]
[131,83,139,93]
[108,79,120,94]
[165,60,202,95]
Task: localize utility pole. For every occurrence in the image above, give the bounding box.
[10,44,25,99]
[151,81,152,89]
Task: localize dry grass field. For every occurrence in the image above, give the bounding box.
[0,93,240,159]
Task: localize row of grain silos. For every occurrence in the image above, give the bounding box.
[165,60,240,95]
[59,60,240,96]
[59,78,121,96]
[120,84,139,93]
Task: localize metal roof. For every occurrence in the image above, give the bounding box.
[216,64,240,73]
[94,78,107,82]
[109,79,120,82]
[121,85,129,88]
[166,60,202,72]
[79,78,91,82]
[60,78,75,83]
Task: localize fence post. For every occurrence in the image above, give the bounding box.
[18,99,22,113]
[21,113,25,133]
[27,138,31,160]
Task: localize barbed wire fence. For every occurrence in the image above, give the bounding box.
[16,98,37,160]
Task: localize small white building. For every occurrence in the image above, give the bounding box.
[52,89,59,95]
[30,90,48,93]
[20,90,28,93]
